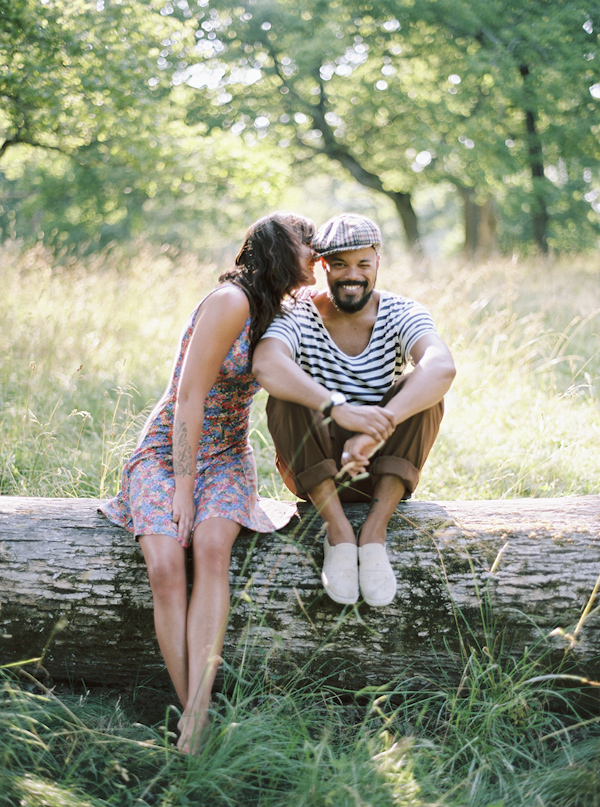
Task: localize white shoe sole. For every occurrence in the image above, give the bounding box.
[321,579,359,605]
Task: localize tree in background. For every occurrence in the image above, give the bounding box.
[1,0,599,255]
[180,0,425,250]
[0,0,301,251]
[175,0,599,254]
[0,0,186,246]
[396,0,600,253]
[0,0,195,157]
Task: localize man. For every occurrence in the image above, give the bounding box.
[252,214,456,607]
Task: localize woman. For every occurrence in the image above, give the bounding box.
[100,212,317,753]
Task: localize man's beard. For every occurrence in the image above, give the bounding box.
[329,280,373,313]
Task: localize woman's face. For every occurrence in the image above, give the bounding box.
[297,242,319,286]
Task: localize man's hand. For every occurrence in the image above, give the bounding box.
[330,403,395,442]
[338,433,382,478]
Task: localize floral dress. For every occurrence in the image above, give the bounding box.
[100,289,295,547]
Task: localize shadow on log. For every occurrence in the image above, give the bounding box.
[1,495,599,691]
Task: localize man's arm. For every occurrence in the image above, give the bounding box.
[385,332,456,426]
[340,332,456,474]
[252,337,395,441]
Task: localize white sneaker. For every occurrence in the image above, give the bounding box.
[359,543,397,606]
[321,538,359,605]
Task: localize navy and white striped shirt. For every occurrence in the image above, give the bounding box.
[262,291,437,405]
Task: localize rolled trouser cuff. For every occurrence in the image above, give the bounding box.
[369,456,420,494]
[295,458,338,500]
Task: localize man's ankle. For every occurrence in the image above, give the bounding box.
[324,522,356,546]
[357,522,388,546]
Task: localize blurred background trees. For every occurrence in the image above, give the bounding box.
[1,0,599,257]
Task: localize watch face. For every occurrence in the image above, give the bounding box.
[331,391,346,407]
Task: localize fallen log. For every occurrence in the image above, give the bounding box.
[1,495,599,691]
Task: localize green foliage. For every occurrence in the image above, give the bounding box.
[2,0,599,253]
[0,0,184,154]
[0,0,299,250]
[0,0,185,247]
[176,0,600,251]
[0,126,294,251]
[399,0,600,252]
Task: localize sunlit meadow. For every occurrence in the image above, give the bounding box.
[1,240,599,806]
[1,239,598,501]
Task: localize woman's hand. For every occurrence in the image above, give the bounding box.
[172,487,196,545]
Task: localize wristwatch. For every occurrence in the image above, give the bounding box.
[319,390,347,418]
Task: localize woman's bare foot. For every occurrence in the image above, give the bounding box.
[177,712,210,755]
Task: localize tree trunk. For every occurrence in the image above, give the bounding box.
[461,187,479,257]
[520,64,549,253]
[389,191,421,253]
[477,196,498,257]
[460,187,498,259]
[1,496,599,691]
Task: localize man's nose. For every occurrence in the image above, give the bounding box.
[341,265,362,279]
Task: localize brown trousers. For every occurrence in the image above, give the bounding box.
[265,377,444,502]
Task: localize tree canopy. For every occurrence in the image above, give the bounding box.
[178,0,600,252]
[0,0,295,248]
[0,0,188,157]
[1,0,599,254]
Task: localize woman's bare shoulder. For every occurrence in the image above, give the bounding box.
[199,284,250,320]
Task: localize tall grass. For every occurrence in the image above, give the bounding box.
[0,240,219,497]
[410,253,600,499]
[1,241,600,806]
[3,602,600,806]
[1,241,598,500]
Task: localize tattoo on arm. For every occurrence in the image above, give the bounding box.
[173,420,194,476]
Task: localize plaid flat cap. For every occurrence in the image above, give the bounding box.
[313,213,382,256]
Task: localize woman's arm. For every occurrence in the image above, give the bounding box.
[172,286,250,543]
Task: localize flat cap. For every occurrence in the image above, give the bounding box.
[313,213,382,257]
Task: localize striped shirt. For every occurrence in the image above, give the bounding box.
[262,291,437,405]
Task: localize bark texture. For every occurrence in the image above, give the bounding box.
[1,496,599,690]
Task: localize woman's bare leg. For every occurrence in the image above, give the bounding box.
[139,534,189,706]
[178,517,241,753]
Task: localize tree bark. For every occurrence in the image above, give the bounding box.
[459,187,498,259]
[319,143,422,253]
[388,191,421,253]
[520,64,549,253]
[461,187,480,257]
[477,196,498,257]
[1,496,599,691]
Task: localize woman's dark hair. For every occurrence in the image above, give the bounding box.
[219,212,315,350]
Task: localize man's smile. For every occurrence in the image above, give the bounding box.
[335,281,368,293]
